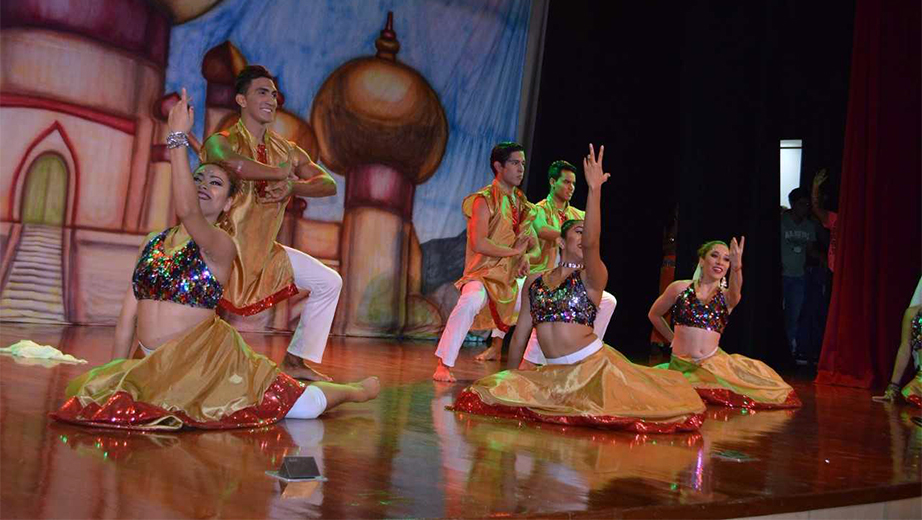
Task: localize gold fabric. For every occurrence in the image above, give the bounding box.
[201,120,295,313]
[456,181,536,331]
[901,369,922,405]
[529,197,585,274]
[64,316,285,428]
[467,345,705,422]
[668,349,796,406]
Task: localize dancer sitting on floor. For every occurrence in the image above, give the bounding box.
[518,159,617,370]
[52,90,378,431]
[872,278,922,406]
[648,239,801,409]
[451,144,706,433]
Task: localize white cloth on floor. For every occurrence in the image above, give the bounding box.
[0,340,87,364]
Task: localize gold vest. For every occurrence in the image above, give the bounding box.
[456,181,535,331]
[201,120,296,315]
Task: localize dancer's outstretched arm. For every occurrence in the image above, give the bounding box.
[726,236,745,310]
[168,89,236,276]
[873,305,920,401]
[581,144,610,295]
[202,134,291,182]
[506,273,538,370]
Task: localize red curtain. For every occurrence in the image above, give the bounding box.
[816,0,921,389]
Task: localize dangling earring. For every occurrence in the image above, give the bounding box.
[721,276,728,290]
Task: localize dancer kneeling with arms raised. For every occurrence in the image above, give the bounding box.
[451,145,706,432]
[648,239,800,409]
[52,90,378,430]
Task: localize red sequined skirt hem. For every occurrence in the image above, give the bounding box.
[449,389,705,433]
[695,387,802,410]
[51,373,305,431]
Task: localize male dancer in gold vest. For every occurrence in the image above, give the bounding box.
[202,65,341,382]
[433,142,536,382]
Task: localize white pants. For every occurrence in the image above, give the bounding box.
[285,384,328,419]
[283,245,343,363]
[435,279,524,367]
[522,291,617,364]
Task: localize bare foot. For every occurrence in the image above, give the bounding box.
[432,361,456,382]
[282,354,333,382]
[518,359,539,371]
[353,377,381,402]
[474,339,502,362]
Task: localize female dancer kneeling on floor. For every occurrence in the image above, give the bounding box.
[52,90,378,430]
[451,144,706,433]
[647,239,800,409]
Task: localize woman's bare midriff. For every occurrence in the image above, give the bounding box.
[534,322,598,360]
[671,325,720,360]
[136,300,215,351]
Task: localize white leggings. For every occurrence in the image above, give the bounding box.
[283,246,343,363]
[435,279,524,367]
[285,385,328,419]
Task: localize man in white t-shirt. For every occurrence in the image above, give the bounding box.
[781,187,822,360]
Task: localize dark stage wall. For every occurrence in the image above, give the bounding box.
[528,0,855,362]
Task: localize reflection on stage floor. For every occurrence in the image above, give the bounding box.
[1,322,919,519]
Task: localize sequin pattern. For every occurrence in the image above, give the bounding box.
[529,270,597,327]
[672,284,729,334]
[911,308,922,353]
[132,229,223,309]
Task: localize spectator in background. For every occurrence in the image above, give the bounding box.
[781,187,823,363]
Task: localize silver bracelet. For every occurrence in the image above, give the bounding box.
[166,131,189,149]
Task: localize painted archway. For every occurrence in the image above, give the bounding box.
[20,153,69,226]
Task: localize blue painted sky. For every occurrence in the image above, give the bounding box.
[165,0,532,242]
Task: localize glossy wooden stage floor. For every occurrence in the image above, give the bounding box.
[1,323,920,519]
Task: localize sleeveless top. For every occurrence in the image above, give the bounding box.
[672,283,729,334]
[529,270,597,327]
[132,229,224,309]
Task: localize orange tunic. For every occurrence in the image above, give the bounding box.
[201,120,297,315]
[456,181,535,332]
[529,197,585,274]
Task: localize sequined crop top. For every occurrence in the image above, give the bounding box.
[132,229,223,309]
[672,283,729,334]
[911,308,921,353]
[529,270,597,327]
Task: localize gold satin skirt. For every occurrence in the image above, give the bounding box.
[901,369,922,407]
[664,349,801,409]
[452,344,706,433]
[52,316,306,430]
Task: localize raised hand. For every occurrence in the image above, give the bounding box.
[812,168,828,189]
[729,236,745,269]
[582,144,611,191]
[168,88,194,134]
